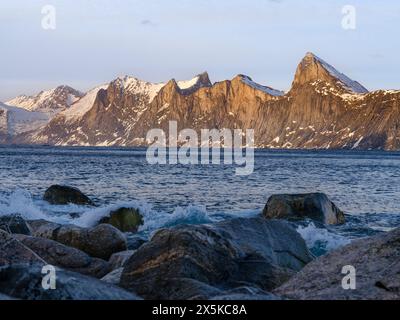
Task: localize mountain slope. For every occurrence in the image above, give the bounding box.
[9,53,400,150]
[0,102,49,140]
[6,86,83,116]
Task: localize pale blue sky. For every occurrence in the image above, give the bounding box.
[1,0,399,101]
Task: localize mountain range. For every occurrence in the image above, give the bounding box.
[1,52,399,150]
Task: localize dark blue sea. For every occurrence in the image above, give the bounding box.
[1,146,399,255]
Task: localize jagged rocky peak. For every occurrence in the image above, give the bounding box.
[292,52,368,93]
[105,75,166,103]
[235,74,285,97]
[6,85,84,115]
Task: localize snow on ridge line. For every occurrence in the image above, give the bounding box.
[240,75,284,97]
[310,54,368,94]
[177,76,201,90]
[114,75,166,103]
[62,84,108,120]
[6,86,83,113]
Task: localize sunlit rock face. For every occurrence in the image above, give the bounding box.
[10,53,400,150]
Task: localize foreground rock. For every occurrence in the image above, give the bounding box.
[275,227,400,300]
[14,234,110,278]
[99,207,144,233]
[0,230,45,266]
[0,293,15,300]
[101,268,124,285]
[120,217,313,299]
[29,220,127,260]
[0,264,140,300]
[109,250,135,270]
[263,193,345,225]
[126,234,147,250]
[43,185,95,206]
[210,287,283,300]
[0,214,31,235]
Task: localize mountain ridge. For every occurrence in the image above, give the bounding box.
[3,52,400,150]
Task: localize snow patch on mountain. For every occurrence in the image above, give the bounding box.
[308,53,368,94]
[177,76,201,90]
[115,76,165,103]
[6,86,83,116]
[240,75,284,96]
[62,84,108,121]
[0,102,49,135]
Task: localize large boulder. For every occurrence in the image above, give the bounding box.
[274,227,400,300]
[28,220,127,260]
[0,214,31,235]
[43,185,95,206]
[263,193,345,225]
[99,207,144,233]
[0,230,45,266]
[14,234,110,278]
[0,264,141,300]
[120,217,313,299]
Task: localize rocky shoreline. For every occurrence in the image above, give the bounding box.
[0,185,399,300]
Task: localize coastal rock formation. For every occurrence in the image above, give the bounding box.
[120,217,313,299]
[99,207,144,233]
[263,193,345,225]
[14,234,110,278]
[0,214,32,235]
[29,220,127,260]
[274,227,400,300]
[0,230,45,266]
[0,264,140,300]
[43,185,95,206]
[9,53,400,151]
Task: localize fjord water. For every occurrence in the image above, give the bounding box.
[0,146,399,254]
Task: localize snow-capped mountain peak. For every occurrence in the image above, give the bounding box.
[6,85,84,116]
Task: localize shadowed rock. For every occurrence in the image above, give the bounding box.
[274,227,400,300]
[101,268,124,285]
[28,220,127,260]
[109,250,135,270]
[0,230,45,266]
[0,214,31,235]
[14,234,110,278]
[263,193,345,225]
[120,217,313,299]
[210,287,283,300]
[0,264,141,300]
[43,185,95,206]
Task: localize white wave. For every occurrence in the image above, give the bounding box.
[0,189,47,220]
[74,200,154,228]
[296,222,351,253]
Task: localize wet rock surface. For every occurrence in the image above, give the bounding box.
[120,217,313,299]
[263,193,345,225]
[275,227,400,300]
[43,185,95,206]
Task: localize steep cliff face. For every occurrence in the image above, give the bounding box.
[10,53,400,150]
